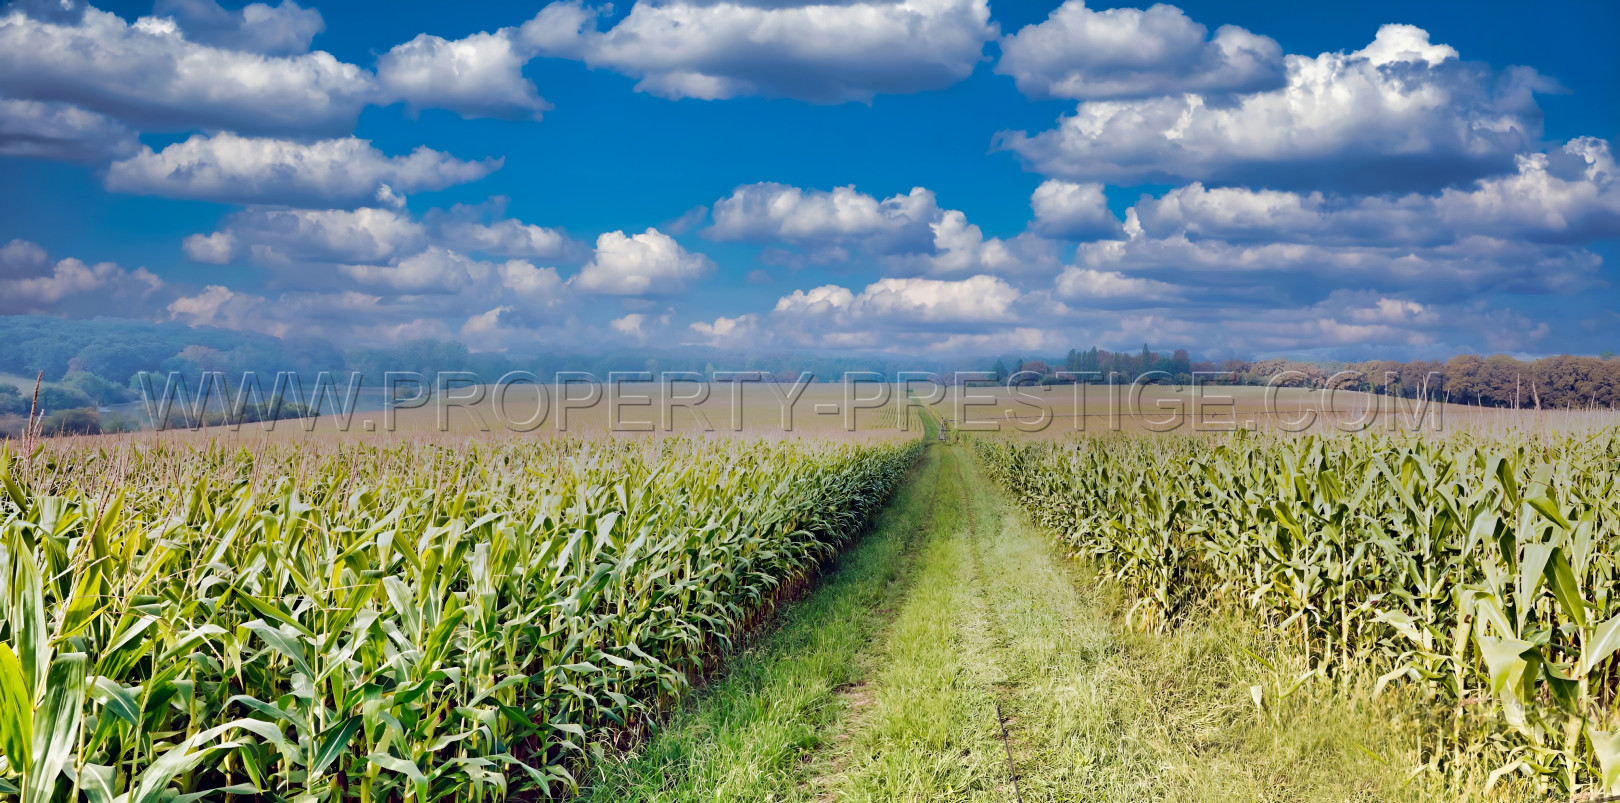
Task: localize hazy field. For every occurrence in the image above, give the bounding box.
[34,377,1620,447]
[923,383,1620,438]
[73,381,920,444]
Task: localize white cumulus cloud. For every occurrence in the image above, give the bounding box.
[1097,289,1550,356]
[426,201,582,260]
[1131,138,1620,245]
[377,28,551,120]
[706,181,1061,275]
[181,231,238,264]
[0,4,376,135]
[609,309,673,342]
[712,273,1061,351]
[1073,223,1601,303]
[195,207,427,264]
[519,0,996,103]
[0,238,164,315]
[997,1,1284,100]
[706,182,939,256]
[996,24,1552,192]
[886,211,1062,276]
[572,228,714,295]
[830,274,1024,322]
[341,245,492,294]
[153,0,324,56]
[182,201,585,287]
[0,96,138,161]
[687,313,764,348]
[1028,179,1123,239]
[1053,266,1179,304]
[104,133,501,206]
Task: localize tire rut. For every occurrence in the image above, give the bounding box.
[953,453,1026,803]
[807,443,949,802]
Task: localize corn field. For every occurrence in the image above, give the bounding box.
[976,429,1620,796]
[0,435,921,801]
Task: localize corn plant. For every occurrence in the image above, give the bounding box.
[0,435,921,801]
[976,429,1620,795]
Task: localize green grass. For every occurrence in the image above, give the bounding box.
[826,445,1010,801]
[578,443,945,801]
[582,442,1537,801]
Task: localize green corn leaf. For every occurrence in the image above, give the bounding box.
[11,550,48,699]
[1464,508,1498,558]
[1374,610,1428,648]
[127,722,243,803]
[240,620,313,678]
[368,752,429,791]
[1474,635,1533,698]
[0,457,26,510]
[76,763,116,803]
[0,643,32,771]
[172,784,261,803]
[228,715,300,757]
[232,588,317,640]
[1517,542,1555,631]
[1591,729,1620,793]
[1543,663,1581,715]
[23,652,88,803]
[156,624,228,664]
[55,571,106,647]
[88,676,139,727]
[1527,495,1572,531]
[310,715,362,779]
[1580,612,1620,677]
[1543,546,1588,629]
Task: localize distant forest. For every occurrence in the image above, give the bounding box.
[1,316,1617,437]
[1007,346,1620,410]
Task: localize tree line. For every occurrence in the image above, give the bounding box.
[991,346,1620,410]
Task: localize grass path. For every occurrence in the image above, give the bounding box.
[578,441,945,802]
[821,444,1009,801]
[582,440,1509,801]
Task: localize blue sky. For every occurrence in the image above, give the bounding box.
[1,0,1616,360]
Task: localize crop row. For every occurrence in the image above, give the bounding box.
[0,435,921,801]
[976,430,1620,795]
